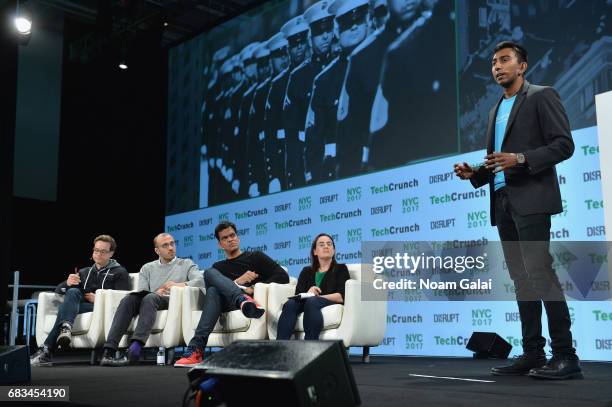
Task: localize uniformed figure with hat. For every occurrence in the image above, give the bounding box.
[367,0,457,170]
[283,0,335,189]
[231,42,260,198]
[371,0,388,31]
[335,0,417,178]
[263,32,291,193]
[201,46,231,206]
[304,0,370,184]
[245,39,277,197]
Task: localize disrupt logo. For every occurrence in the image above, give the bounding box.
[433,313,459,323]
[298,234,312,249]
[320,193,338,204]
[471,309,492,326]
[595,339,612,350]
[183,235,194,248]
[593,310,612,321]
[505,312,520,322]
[347,228,362,243]
[587,225,605,237]
[434,336,468,346]
[198,218,213,227]
[346,186,362,202]
[371,204,392,215]
[237,228,250,236]
[382,336,396,346]
[371,179,418,195]
[583,170,600,182]
[402,197,419,213]
[387,314,423,324]
[467,210,487,228]
[166,222,194,233]
[218,212,229,221]
[429,189,486,205]
[274,203,291,212]
[298,196,312,211]
[274,241,291,250]
[198,252,212,260]
[256,223,268,236]
[405,333,424,350]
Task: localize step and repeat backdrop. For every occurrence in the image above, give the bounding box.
[166,0,611,360]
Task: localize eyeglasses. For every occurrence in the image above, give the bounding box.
[336,5,368,32]
[317,241,334,248]
[93,248,111,254]
[158,241,177,249]
[220,232,237,242]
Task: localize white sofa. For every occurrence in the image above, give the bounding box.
[266,263,387,362]
[181,282,269,347]
[103,273,184,358]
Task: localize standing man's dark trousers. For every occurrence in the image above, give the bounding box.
[104,292,169,350]
[495,188,575,357]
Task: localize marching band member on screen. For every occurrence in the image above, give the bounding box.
[99,233,203,366]
[174,221,288,367]
[30,235,129,367]
[276,233,349,340]
[454,41,581,380]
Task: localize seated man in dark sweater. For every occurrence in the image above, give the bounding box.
[175,221,289,367]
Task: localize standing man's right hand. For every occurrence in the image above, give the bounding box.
[454,162,474,180]
[67,273,81,286]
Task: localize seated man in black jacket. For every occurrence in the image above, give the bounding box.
[276,233,350,340]
[174,221,289,367]
[30,234,130,367]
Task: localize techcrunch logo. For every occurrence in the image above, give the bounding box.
[371,179,418,195]
[274,217,312,230]
[244,245,268,252]
[235,208,268,219]
[434,336,469,346]
[320,209,362,222]
[430,189,486,204]
[387,314,423,324]
[371,224,419,237]
[337,250,362,261]
[277,257,310,267]
[593,310,612,321]
[166,222,194,232]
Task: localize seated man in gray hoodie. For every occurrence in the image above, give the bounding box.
[30,234,130,367]
[100,233,203,366]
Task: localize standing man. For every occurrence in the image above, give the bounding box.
[304,0,370,184]
[30,235,129,367]
[454,41,581,380]
[100,233,203,366]
[174,221,289,367]
[284,0,335,187]
[264,32,290,193]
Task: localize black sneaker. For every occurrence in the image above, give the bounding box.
[56,323,72,349]
[491,354,547,376]
[528,355,583,380]
[238,294,265,319]
[30,347,53,367]
[99,349,129,367]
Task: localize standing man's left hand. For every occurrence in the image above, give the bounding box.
[84,293,95,303]
[485,152,519,173]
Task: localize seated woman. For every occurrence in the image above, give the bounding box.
[276,233,350,340]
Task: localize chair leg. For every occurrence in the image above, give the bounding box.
[90,349,98,365]
[362,346,370,363]
[166,347,175,365]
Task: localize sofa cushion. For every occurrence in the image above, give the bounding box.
[44,312,93,336]
[294,304,343,331]
[191,310,251,333]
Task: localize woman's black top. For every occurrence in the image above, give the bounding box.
[294,263,350,301]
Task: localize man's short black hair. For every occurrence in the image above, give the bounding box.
[214,221,238,241]
[493,41,528,64]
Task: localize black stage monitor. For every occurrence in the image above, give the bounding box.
[466,332,512,359]
[0,345,31,384]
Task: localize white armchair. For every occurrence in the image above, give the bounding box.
[35,289,107,351]
[266,263,387,362]
[181,282,269,347]
[103,275,184,352]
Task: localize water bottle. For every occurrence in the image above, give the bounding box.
[157,347,165,366]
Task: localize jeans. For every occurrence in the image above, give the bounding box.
[495,188,575,356]
[103,292,169,350]
[188,268,245,349]
[44,287,94,350]
[276,296,335,340]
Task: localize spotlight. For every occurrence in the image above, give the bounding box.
[118,62,128,70]
[14,16,32,35]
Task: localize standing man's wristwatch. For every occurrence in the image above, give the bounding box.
[516,153,526,165]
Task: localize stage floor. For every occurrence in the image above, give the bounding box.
[19,353,612,406]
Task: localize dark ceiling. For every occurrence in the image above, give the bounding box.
[10,0,266,48]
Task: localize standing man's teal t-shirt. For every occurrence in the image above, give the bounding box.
[494,95,516,191]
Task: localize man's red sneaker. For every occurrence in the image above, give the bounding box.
[174,347,203,368]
